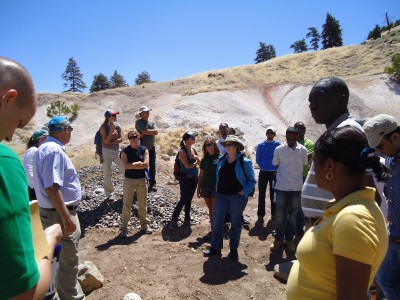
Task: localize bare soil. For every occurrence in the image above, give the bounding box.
[79,164,290,300]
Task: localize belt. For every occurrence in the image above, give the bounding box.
[389,236,400,244]
[41,205,77,211]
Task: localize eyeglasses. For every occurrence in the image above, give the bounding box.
[205,143,214,147]
[128,136,138,140]
[224,143,234,148]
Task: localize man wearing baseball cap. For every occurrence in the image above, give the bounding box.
[256,126,281,223]
[135,105,158,192]
[363,114,400,299]
[33,116,85,299]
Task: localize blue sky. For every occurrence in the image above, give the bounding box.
[1,0,399,93]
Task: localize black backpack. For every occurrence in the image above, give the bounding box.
[173,147,197,180]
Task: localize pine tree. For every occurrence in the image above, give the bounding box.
[109,70,128,88]
[254,42,276,64]
[321,13,343,49]
[290,39,308,53]
[46,101,71,117]
[61,57,87,93]
[90,73,110,92]
[367,25,382,40]
[135,71,153,85]
[306,27,320,51]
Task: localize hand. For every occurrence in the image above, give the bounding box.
[239,190,245,196]
[109,122,115,130]
[62,214,76,235]
[44,224,62,250]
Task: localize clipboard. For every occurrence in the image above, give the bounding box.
[30,200,51,261]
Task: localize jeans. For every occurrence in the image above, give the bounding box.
[375,241,400,300]
[39,208,85,300]
[296,206,305,234]
[257,170,276,218]
[121,177,149,229]
[274,190,301,241]
[171,175,198,222]
[102,147,123,197]
[148,147,156,187]
[211,192,248,250]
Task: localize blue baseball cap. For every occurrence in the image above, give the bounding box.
[47,116,75,131]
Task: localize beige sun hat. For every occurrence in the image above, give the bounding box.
[220,135,245,151]
[363,114,398,148]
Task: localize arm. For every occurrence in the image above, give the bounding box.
[121,149,149,170]
[197,168,204,198]
[44,184,76,235]
[10,224,62,300]
[335,255,371,300]
[140,128,158,136]
[179,149,198,169]
[240,159,256,197]
[255,144,261,166]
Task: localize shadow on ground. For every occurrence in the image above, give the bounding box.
[200,256,248,285]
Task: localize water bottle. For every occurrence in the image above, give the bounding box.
[43,244,61,300]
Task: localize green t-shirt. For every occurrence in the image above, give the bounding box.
[200,153,220,190]
[299,137,314,156]
[135,118,157,149]
[0,143,39,298]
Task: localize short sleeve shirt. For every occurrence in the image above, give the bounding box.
[200,154,220,190]
[135,118,157,149]
[33,136,81,208]
[0,143,39,298]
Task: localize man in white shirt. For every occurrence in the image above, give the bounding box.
[270,127,308,252]
[34,116,85,299]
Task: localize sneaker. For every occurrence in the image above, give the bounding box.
[286,240,296,252]
[228,249,239,261]
[183,220,197,226]
[203,247,221,257]
[140,227,153,234]
[118,228,127,238]
[270,240,283,251]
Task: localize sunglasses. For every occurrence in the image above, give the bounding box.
[224,142,234,148]
[205,143,214,147]
[65,126,73,131]
[128,136,138,140]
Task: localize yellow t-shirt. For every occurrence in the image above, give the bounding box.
[287,188,388,299]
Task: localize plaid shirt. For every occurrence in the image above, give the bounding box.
[385,151,400,237]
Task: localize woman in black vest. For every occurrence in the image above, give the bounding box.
[119,130,152,237]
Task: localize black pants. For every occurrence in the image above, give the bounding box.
[257,170,276,218]
[28,187,36,201]
[171,175,198,222]
[148,146,156,187]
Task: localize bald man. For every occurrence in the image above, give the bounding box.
[0,57,62,299]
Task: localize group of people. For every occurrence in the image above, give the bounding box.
[1,53,399,300]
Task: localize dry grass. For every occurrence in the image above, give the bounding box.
[67,145,99,169]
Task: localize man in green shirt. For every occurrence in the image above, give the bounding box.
[135,105,158,192]
[0,56,61,299]
[294,121,314,239]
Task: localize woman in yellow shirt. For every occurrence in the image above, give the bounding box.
[287,126,389,300]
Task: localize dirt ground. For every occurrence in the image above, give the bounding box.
[79,166,291,300]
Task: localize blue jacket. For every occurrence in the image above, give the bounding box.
[256,140,280,171]
[216,153,256,198]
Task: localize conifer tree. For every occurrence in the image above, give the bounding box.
[135,71,153,85]
[110,70,128,88]
[90,73,110,92]
[321,13,343,49]
[254,42,276,64]
[61,57,87,93]
[290,39,308,53]
[306,27,320,51]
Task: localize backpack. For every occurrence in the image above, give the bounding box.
[219,153,255,197]
[173,147,197,181]
[94,123,120,162]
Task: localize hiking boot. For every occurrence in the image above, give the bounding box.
[242,218,250,226]
[183,219,197,226]
[203,247,221,257]
[140,226,153,234]
[228,249,239,261]
[118,228,127,238]
[270,240,283,251]
[169,221,177,231]
[202,231,212,241]
[286,240,296,252]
